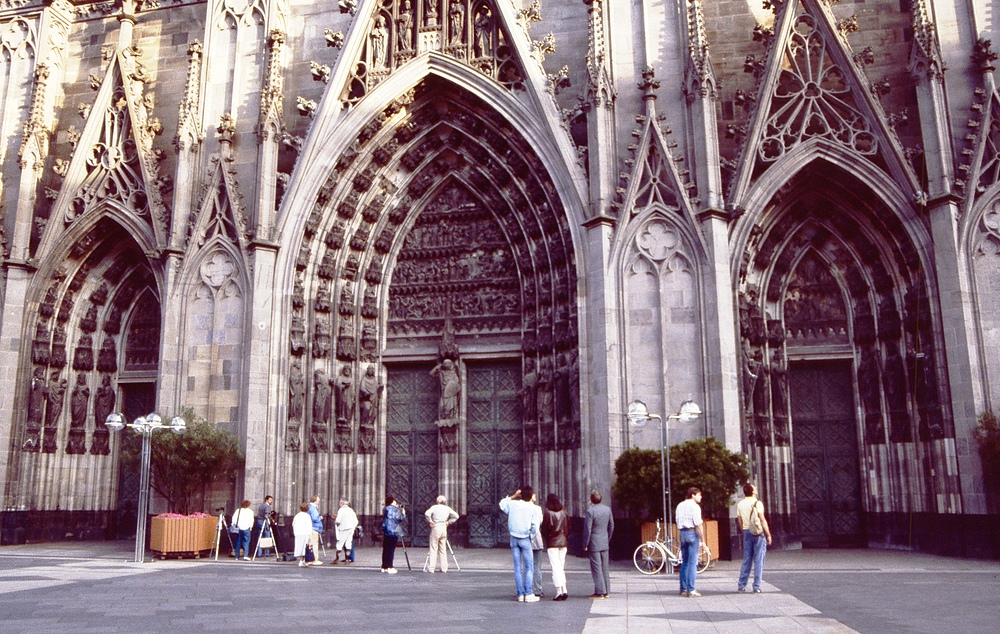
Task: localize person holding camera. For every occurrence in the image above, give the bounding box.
[254,495,274,557]
[381,496,406,574]
[499,486,541,602]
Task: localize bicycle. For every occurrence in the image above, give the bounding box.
[633,519,711,575]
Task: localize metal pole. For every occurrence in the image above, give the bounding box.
[135,428,151,563]
[666,420,672,532]
[659,416,667,530]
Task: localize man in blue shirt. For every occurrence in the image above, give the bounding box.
[499,486,541,602]
[307,495,324,565]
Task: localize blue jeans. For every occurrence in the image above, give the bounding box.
[510,536,534,597]
[234,529,251,557]
[679,529,699,592]
[738,530,767,591]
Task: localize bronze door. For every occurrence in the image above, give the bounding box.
[790,360,864,547]
[466,362,523,548]
[386,364,439,547]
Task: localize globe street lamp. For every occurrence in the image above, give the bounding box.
[106,412,186,563]
[627,399,701,533]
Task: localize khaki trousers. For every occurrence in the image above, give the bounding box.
[427,523,449,572]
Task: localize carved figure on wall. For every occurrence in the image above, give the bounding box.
[358,365,382,454]
[73,334,94,371]
[431,358,460,453]
[290,314,306,355]
[740,290,766,345]
[568,349,580,425]
[519,358,537,423]
[474,8,492,57]
[397,0,413,50]
[536,356,554,425]
[427,0,438,27]
[32,322,50,365]
[337,323,357,360]
[741,341,761,416]
[430,358,460,422]
[554,352,571,424]
[91,374,115,455]
[371,15,388,70]
[44,371,67,453]
[339,281,355,316]
[770,349,789,445]
[334,365,355,452]
[289,359,305,422]
[362,288,378,318]
[50,325,67,367]
[80,304,99,333]
[286,419,301,451]
[97,336,117,372]
[23,366,47,452]
[449,0,464,45]
[752,358,771,446]
[28,366,48,427]
[313,317,331,358]
[360,323,378,361]
[67,374,90,454]
[311,368,331,452]
[315,282,332,313]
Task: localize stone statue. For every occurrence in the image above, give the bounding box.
[474,8,492,57]
[430,359,460,421]
[519,358,537,423]
[449,0,465,45]
[371,15,388,69]
[28,366,48,426]
[311,368,331,452]
[426,0,438,26]
[536,356,554,424]
[334,365,355,452]
[70,373,89,429]
[289,359,305,421]
[397,0,413,51]
[46,371,67,428]
[554,352,571,424]
[358,365,382,454]
[91,375,115,455]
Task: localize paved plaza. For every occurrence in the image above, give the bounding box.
[0,541,997,633]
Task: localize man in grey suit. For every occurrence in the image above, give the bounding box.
[583,489,614,599]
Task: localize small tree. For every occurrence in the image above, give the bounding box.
[976,410,1000,513]
[612,448,664,521]
[123,411,244,515]
[613,438,750,522]
[669,437,749,520]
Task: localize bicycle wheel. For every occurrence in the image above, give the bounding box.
[696,542,712,573]
[633,542,666,575]
[663,537,681,572]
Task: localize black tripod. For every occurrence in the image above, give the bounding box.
[212,508,236,561]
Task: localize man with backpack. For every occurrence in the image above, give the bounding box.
[736,483,773,594]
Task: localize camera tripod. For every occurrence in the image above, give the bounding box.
[212,509,236,561]
[422,536,461,572]
[251,517,279,562]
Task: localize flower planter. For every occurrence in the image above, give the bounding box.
[641,519,719,562]
[149,515,217,558]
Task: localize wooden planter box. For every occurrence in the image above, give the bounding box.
[641,519,719,562]
[149,515,217,558]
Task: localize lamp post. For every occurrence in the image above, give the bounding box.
[627,399,701,533]
[106,412,186,563]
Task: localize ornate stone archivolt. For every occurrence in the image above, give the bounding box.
[286,82,579,460]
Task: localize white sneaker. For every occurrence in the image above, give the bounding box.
[517,595,525,602]
[524,594,540,603]
[387,568,398,574]
[298,561,305,567]
[380,568,387,573]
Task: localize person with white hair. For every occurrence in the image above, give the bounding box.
[424,494,459,573]
[333,498,359,564]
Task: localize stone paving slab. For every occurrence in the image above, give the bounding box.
[0,542,997,633]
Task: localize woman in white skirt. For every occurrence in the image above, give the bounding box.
[292,502,314,567]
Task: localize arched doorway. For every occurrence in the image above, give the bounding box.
[283,79,582,535]
[737,163,953,546]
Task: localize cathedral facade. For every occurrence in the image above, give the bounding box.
[0,0,997,555]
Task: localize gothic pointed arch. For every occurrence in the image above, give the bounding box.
[729,0,919,207]
[276,74,582,517]
[12,214,159,510]
[736,160,961,545]
[38,42,167,259]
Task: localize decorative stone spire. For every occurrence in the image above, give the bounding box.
[683,0,717,102]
